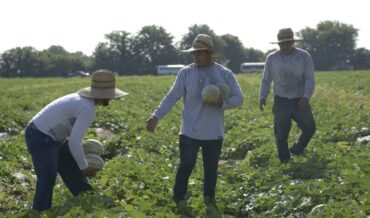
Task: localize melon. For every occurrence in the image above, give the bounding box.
[85,153,104,170]
[83,139,104,156]
[216,83,230,100]
[201,85,220,104]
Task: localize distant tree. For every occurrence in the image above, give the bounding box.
[0,45,91,77]
[46,45,68,55]
[245,48,265,62]
[93,42,116,72]
[70,51,92,69]
[179,24,227,65]
[42,53,69,77]
[221,34,246,73]
[40,46,90,77]
[298,21,358,70]
[0,47,45,77]
[46,55,87,77]
[131,25,179,74]
[92,31,134,74]
[350,48,370,70]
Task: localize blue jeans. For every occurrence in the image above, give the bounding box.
[173,134,223,201]
[273,95,316,162]
[25,123,92,211]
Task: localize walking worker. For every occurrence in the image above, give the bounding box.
[146,34,243,217]
[25,69,128,211]
[259,28,316,163]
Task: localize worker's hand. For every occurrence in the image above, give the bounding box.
[204,97,223,108]
[298,98,310,110]
[82,167,98,177]
[146,116,158,132]
[259,99,266,111]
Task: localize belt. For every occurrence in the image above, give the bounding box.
[275,95,301,101]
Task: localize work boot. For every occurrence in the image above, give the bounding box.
[290,143,305,156]
[176,200,195,217]
[204,196,221,218]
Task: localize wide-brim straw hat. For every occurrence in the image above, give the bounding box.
[182,34,221,57]
[270,28,302,44]
[77,69,128,99]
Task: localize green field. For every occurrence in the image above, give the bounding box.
[0,71,369,217]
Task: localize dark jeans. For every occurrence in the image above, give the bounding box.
[273,96,316,162]
[173,134,223,201]
[25,123,92,211]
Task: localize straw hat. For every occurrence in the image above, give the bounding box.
[182,34,221,56]
[77,69,128,99]
[271,28,302,44]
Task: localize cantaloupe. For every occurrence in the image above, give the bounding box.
[216,83,230,100]
[85,153,104,170]
[201,85,220,104]
[83,139,104,156]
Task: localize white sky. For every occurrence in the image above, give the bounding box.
[1,0,369,56]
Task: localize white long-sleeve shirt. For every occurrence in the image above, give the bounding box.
[153,63,243,140]
[32,93,95,170]
[260,48,315,100]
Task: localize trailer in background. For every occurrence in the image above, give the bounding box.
[240,62,265,73]
[157,64,185,75]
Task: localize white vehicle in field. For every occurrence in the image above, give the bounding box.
[240,62,265,73]
[157,64,185,75]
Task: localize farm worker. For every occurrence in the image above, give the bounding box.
[25,70,128,211]
[146,34,243,217]
[259,28,316,163]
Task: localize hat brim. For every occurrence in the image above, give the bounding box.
[77,87,129,99]
[182,48,221,57]
[270,38,303,44]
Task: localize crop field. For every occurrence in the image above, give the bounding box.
[0,71,369,217]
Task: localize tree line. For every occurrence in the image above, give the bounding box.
[1,21,369,77]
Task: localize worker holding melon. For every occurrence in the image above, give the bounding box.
[24,69,128,211]
[146,34,243,217]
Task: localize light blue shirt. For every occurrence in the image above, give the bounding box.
[32,93,95,169]
[153,63,243,140]
[259,48,315,100]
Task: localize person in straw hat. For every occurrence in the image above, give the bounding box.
[146,34,243,217]
[259,28,316,163]
[24,69,128,211]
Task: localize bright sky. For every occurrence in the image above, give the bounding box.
[1,0,369,56]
